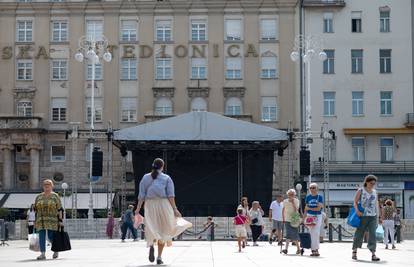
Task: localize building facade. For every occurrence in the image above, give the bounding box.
[302,0,414,218]
[0,0,299,212]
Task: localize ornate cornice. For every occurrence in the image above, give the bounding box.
[223,87,246,98]
[153,87,175,98]
[187,87,210,98]
[13,87,36,100]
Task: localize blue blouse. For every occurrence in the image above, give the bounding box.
[138,172,175,200]
[305,194,323,215]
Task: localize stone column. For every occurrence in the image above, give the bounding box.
[26,144,42,190]
[0,144,14,190]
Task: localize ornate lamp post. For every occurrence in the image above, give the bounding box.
[291,35,327,185]
[74,36,112,222]
[61,182,68,222]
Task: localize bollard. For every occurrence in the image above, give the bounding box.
[338,224,342,241]
[210,224,215,241]
[328,223,333,242]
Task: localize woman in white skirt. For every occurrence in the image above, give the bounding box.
[135,158,192,265]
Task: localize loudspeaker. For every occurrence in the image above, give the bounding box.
[299,149,310,176]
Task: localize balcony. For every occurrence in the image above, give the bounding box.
[303,0,346,8]
[0,116,43,130]
[405,113,414,127]
[313,161,414,174]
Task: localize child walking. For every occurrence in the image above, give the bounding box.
[234,208,248,252]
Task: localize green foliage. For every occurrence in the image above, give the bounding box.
[0,208,10,219]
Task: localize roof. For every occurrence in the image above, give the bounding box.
[114,111,287,142]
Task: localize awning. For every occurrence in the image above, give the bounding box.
[114,111,287,141]
[1,193,114,209]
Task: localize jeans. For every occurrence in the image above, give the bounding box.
[38,229,55,252]
[352,216,377,252]
[121,222,137,240]
[383,220,395,246]
[250,225,262,242]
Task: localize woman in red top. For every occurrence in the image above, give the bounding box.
[234,208,248,252]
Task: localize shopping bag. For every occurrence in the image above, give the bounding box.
[347,207,361,228]
[375,225,384,241]
[134,214,144,229]
[51,227,71,252]
[304,215,318,227]
[29,233,40,252]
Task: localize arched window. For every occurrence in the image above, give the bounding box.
[155,97,173,115]
[17,100,32,117]
[225,97,242,115]
[190,97,207,111]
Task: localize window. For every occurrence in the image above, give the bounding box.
[261,57,277,78]
[86,63,102,80]
[380,10,390,32]
[156,20,172,41]
[155,58,172,80]
[51,98,67,122]
[51,146,65,162]
[323,13,333,33]
[380,49,391,73]
[51,60,67,80]
[352,91,364,116]
[51,21,68,42]
[352,137,365,161]
[225,97,242,116]
[261,97,277,122]
[16,20,33,42]
[155,97,173,115]
[351,11,362,32]
[120,97,137,122]
[191,58,207,79]
[225,19,242,41]
[190,97,207,111]
[17,101,32,117]
[323,92,335,116]
[260,19,277,40]
[86,20,103,41]
[380,91,392,115]
[225,58,242,79]
[120,20,137,41]
[191,20,206,41]
[86,97,103,122]
[323,50,335,74]
[17,60,33,80]
[121,59,137,80]
[380,137,394,162]
[351,49,363,74]
[15,145,30,162]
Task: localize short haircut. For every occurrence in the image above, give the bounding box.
[43,179,54,187]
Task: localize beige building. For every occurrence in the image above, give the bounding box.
[0,0,299,209]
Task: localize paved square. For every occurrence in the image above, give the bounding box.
[0,239,413,267]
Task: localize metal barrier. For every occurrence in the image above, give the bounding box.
[328,223,355,242]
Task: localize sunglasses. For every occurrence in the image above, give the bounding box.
[369,182,376,185]
[310,187,317,189]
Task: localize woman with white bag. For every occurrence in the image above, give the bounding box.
[304,183,324,257]
[135,158,192,265]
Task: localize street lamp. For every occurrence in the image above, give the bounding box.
[291,35,326,185]
[61,182,68,222]
[295,183,303,210]
[74,35,112,222]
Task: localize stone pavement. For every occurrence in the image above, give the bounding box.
[1,239,413,267]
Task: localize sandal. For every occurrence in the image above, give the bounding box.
[372,255,380,262]
[310,250,316,256]
[296,249,301,255]
[282,249,288,255]
[352,251,357,260]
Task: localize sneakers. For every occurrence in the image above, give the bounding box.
[149,246,155,263]
[392,245,396,249]
[253,242,259,246]
[372,255,380,262]
[36,253,46,260]
[385,245,389,249]
[133,238,138,242]
[156,257,164,265]
[53,252,59,259]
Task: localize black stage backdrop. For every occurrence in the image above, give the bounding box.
[132,150,274,217]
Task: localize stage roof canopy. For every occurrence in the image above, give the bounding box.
[114,111,287,142]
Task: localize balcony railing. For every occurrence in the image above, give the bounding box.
[303,0,346,7]
[406,113,414,127]
[0,116,42,129]
[313,160,414,174]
